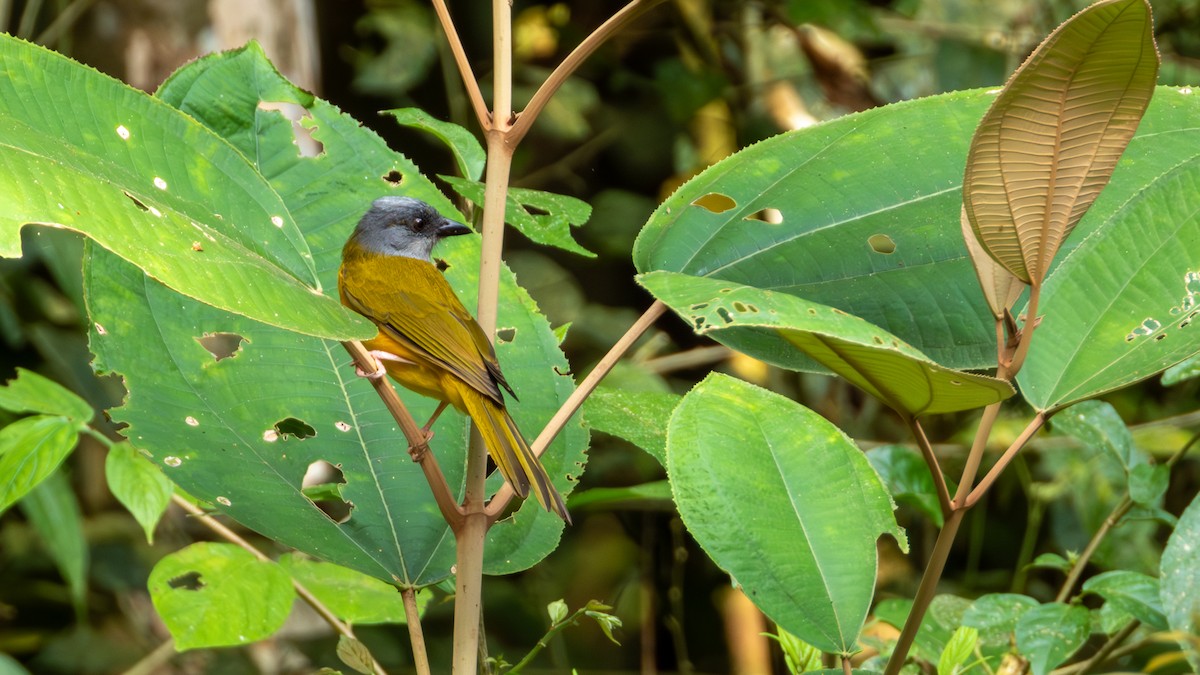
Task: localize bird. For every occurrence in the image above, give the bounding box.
[338,196,570,522]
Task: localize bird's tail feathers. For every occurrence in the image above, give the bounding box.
[466,397,570,523]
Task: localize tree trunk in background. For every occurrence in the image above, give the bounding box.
[75,0,319,92]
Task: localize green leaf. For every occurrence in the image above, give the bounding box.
[148,542,293,650]
[547,598,569,625]
[668,373,904,654]
[633,86,1200,373]
[1014,602,1089,675]
[336,635,375,675]
[1027,553,1072,573]
[867,445,956,526]
[105,442,173,543]
[279,553,426,625]
[1051,400,1145,474]
[772,627,824,673]
[961,593,1039,648]
[85,44,586,586]
[0,415,79,514]
[583,387,681,466]
[586,608,623,645]
[1162,353,1200,385]
[441,175,595,258]
[0,36,370,340]
[0,368,92,421]
[0,653,32,675]
[20,470,88,618]
[1081,570,1166,630]
[1128,463,1169,506]
[1161,494,1200,672]
[1018,153,1200,411]
[641,271,1013,417]
[962,0,1158,285]
[938,626,978,675]
[565,481,673,511]
[383,108,485,180]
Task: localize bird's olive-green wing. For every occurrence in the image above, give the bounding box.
[341,259,507,404]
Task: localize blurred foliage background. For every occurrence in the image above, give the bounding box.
[2,0,1199,672]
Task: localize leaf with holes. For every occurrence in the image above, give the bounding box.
[0,36,370,340]
[1017,153,1200,412]
[632,83,1200,372]
[1014,603,1089,675]
[383,108,485,181]
[148,542,293,650]
[441,175,595,258]
[85,44,585,587]
[962,0,1158,286]
[640,271,1013,418]
[668,373,904,655]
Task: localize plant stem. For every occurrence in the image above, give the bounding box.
[506,607,589,673]
[1064,619,1141,675]
[485,300,667,520]
[430,0,489,130]
[117,637,177,675]
[342,341,464,529]
[953,402,1002,506]
[1005,284,1041,376]
[883,509,966,675]
[908,418,953,519]
[169,494,387,674]
[964,412,1046,507]
[451,504,489,675]
[403,587,432,675]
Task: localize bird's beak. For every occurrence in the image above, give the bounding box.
[437,219,472,238]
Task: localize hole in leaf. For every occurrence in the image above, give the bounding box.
[195,332,246,361]
[690,302,709,311]
[168,571,204,591]
[124,191,149,211]
[273,417,317,440]
[257,101,324,157]
[522,203,549,217]
[383,170,404,185]
[1154,334,1167,341]
[872,336,884,345]
[303,460,352,523]
[868,234,896,254]
[716,307,734,324]
[744,208,783,224]
[496,327,517,343]
[692,193,736,213]
[435,258,451,272]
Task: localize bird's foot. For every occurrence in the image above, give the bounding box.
[354,350,411,380]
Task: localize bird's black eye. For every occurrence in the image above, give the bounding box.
[412,217,424,231]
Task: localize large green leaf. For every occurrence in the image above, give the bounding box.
[632,86,1200,371]
[148,542,293,651]
[962,0,1158,286]
[1018,152,1200,411]
[86,45,584,586]
[1014,603,1090,675]
[667,373,903,655]
[0,35,369,340]
[1081,570,1166,630]
[20,470,88,617]
[1162,494,1200,672]
[641,271,1013,417]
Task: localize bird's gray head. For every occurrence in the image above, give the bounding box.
[348,196,470,261]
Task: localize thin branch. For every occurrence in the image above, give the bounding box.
[883,509,967,675]
[118,637,177,675]
[342,340,464,530]
[430,0,490,130]
[643,344,733,374]
[508,0,666,146]
[953,402,1003,505]
[1056,431,1200,602]
[1063,619,1141,675]
[403,587,432,675]
[34,0,97,46]
[492,0,513,129]
[1005,284,1041,376]
[907,418,953,519]
[485,301,668,520]
[964,412,1047,508]
[171,495,388,675]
